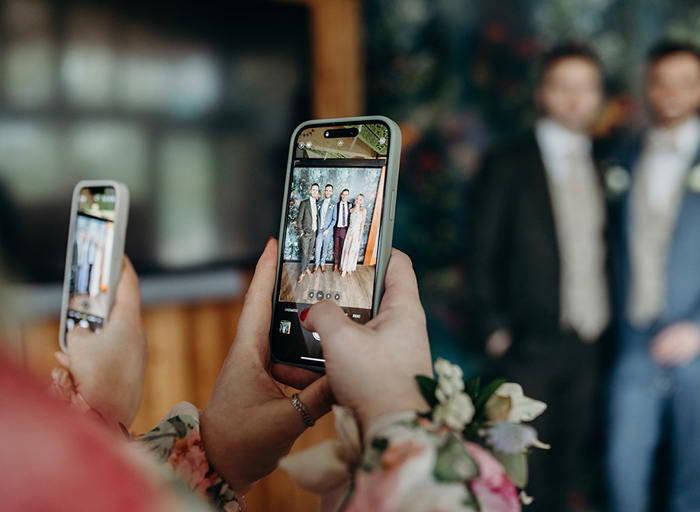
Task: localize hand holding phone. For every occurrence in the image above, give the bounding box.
[299,249,432,431]
[59,181,129,352]
[55,256,147,427]
[270,116,401,371]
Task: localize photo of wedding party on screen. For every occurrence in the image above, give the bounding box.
[278,164,386,310]
[66,188,116,332]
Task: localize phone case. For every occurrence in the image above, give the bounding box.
[270,116,401,372]
[59,180,130,352]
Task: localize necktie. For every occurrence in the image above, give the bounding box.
[342,203,346,226]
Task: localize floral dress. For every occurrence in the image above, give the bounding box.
[340,209,365,272]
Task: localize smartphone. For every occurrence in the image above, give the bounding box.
[59,181,129,352]
[270,116,401,371]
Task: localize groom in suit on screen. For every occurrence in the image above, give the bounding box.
[295,183,319,283]
[314,184,337,273]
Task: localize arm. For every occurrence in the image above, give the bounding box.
[296,201,306,236]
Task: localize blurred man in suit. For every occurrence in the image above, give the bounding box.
[607,41,700,512]
[314,184,337,273]
[469,42,610,511]
[296,183,319,283]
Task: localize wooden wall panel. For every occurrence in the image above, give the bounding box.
[281,0,364,118]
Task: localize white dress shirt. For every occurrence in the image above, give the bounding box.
[628,116,700,326]
[319,198,330,230]
[536,118,610,341]
[642,116,700,210]
[337,201,349,228]
[310,197,317,232]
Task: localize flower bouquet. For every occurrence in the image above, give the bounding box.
[280,358,547,512]
[415,358,549,511]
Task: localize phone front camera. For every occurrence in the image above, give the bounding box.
[324,131,330,137]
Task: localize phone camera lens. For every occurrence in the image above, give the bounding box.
[324,131,330,137]
[298,142,304,149]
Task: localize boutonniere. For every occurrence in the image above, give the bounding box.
[686,164,700,193]
[604,165,631,198]
[328,204,335,209]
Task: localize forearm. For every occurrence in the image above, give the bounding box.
[137,402,244,512]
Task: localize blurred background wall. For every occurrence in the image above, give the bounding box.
[4,0,700,510]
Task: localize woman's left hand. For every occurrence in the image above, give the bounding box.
[200,238,333,496]
[55,256,148,428]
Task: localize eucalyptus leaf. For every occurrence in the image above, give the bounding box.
[491,450,528,488]
[475,378,507,409]
[416,375,439,408]
[465,376,480,400]
[434,433,479,482]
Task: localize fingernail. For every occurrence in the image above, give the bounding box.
[266,236,274,247]
[300,308,309,322]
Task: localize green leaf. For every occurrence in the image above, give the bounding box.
[168,416,189,438]
[491,450,529,488]
[475,378,507,409]
[433,432,479,482]
[416,375,439,408]
[464,376,480,401]
[362,437,390,472]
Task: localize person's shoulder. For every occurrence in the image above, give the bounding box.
[483,130,539,169]
[476,130,538,184]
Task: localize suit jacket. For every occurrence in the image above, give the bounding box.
[468,132,610,345]
[610,136,700,352]
[316,198,337,236]
[296,198,317,237]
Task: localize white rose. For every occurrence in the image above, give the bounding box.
[433,392,475,431]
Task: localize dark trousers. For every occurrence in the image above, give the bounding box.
[298,231,316,276]
[491,331,600,512]
[333,226,347,266]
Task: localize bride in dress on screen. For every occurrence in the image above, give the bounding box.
[340,194,367,277]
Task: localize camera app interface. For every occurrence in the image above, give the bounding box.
[65,186,116,335]
[273,122,390,366]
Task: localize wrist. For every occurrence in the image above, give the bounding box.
[359,392,429,435]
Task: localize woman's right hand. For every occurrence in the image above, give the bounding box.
[301,249,433,432]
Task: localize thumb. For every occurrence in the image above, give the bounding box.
[300,300,356,345]
[296,375,334,424]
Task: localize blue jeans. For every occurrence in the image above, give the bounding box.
[607,339,700,512]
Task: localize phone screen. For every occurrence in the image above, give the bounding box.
[272,121,391,368]
[65,186,117,335]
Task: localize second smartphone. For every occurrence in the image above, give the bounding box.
[270,116,401,372]
[59,180,129,352]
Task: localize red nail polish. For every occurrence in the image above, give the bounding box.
[265,237,274,248]
[300,308,309,321]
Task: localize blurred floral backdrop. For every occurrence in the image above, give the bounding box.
[365,0,700,369]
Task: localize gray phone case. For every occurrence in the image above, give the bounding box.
[59,180,129,352]
[270,115,401,372]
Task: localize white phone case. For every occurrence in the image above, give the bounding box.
[59,180,129,352]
